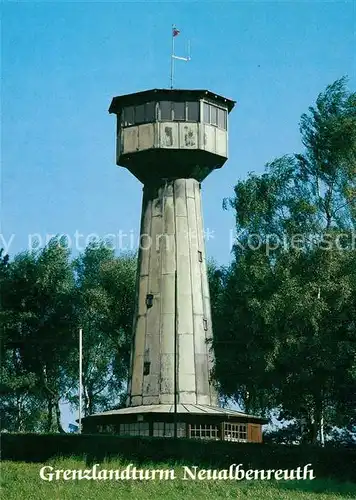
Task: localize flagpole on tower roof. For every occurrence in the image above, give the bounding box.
[170,25,175,89]
[170,25,180,89]
[170,25,190,89]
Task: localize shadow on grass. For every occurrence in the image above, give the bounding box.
[276,479,356,497]
[82,455,356,496]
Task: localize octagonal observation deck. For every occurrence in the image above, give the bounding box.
[109,88,235,184]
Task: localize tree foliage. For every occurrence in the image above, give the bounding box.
[0,240,136,432]
[1,240,76,432]
[71,243,136,416]
[1,78,355,444]
[213,78,356,443]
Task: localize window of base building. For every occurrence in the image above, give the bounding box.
[119,422,149,436]
[153,422,186,437]
[224,423,247,442]
[97,424,116,434]
[190,424,219,440]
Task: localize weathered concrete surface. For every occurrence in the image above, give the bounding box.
[127,178,218,407]
[120,122,227,156]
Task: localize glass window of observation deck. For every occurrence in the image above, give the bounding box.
[158,101,200,122]
[145,101,156,122]
[203,102,227,130]
[135,104,145,124]
[187,101,199,121]
[210,105,218,126]
[160,101,172,120]
[203,102,210,123]
[173,102,185,120]
[122,106,135,126]
[121,102,157,126]
[218,107,227,129]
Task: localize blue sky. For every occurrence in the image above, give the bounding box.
[2,0,355,427]
[2,1,355,263]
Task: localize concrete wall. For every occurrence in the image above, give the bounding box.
[119,123,227,158]
[127,178,218,407]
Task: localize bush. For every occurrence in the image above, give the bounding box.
[1,433,355,482]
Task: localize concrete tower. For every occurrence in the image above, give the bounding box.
[82,89,265,442]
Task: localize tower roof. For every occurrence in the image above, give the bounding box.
[109,88,236,114]
[81,404,268,424]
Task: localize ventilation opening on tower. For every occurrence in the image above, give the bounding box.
[146,294,154,308]
[143,361,150,376]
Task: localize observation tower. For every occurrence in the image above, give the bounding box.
[82,89,265,442]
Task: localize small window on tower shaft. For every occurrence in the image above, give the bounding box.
[146,294,154,308]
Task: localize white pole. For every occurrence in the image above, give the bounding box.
[316,286,325,447]
[79,327,83,433]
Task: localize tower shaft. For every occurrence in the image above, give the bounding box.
[128,178,218,407]
[81,88,265,441]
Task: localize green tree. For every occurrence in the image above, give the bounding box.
[72,243,136,416]
[0,249,42,431]
[1,240,77,432]
[213,78,356,443]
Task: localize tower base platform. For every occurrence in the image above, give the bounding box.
[81,404,267,443]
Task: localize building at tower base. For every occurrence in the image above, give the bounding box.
[82,404,264,442]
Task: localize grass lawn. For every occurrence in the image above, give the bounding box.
[2,458,356,500]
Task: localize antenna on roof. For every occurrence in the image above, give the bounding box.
[170,25,191,89]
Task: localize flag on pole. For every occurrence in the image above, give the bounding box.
[170,25,190,89]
